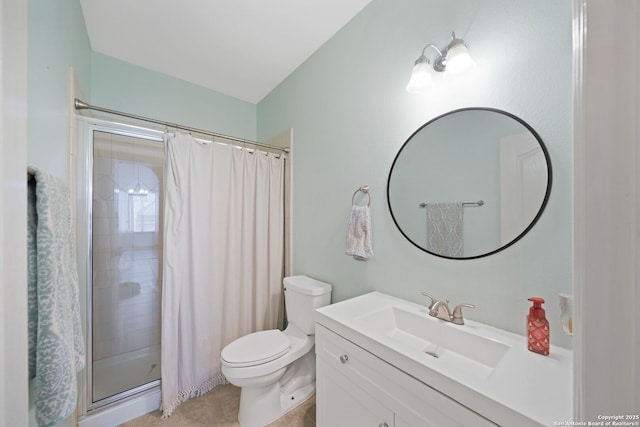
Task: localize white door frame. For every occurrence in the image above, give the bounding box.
[0,0,28,425]
[573,0,639,420]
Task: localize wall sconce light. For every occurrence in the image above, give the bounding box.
[406,32,476,93]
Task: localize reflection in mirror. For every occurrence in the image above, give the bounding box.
[387,108,551,259]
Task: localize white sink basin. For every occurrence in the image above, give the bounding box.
[355,305,510,379]
[315,291,573,427]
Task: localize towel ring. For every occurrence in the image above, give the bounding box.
[352,186,371,207]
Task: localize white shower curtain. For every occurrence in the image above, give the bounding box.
[160,132,285,418]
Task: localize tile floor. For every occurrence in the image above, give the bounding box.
[119,384,316,427]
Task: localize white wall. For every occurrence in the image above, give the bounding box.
[0,0,28,425]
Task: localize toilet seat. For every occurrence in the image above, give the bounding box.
[221,329,290,368]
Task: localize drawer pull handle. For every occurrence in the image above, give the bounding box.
[339,354,349,364]
[379,423,389,427]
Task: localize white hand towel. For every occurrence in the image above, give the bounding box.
[345,205,373,261]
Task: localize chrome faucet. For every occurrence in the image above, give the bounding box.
[450,303,475,325]
[429,299,453,321]
[421,292,475,325]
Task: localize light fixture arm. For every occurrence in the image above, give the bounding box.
[412,44,441,69]
[420,43,443,58]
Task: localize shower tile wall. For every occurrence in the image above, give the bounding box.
[92,131,163,401]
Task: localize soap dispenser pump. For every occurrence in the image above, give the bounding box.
[527,297,549,355]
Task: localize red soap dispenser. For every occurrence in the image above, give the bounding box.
[527,297,549,355]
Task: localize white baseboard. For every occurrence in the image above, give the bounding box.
[78,388,160,427]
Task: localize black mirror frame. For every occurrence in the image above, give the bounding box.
[386,107,553,260]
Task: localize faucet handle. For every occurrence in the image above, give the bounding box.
[420,292,437,309]
[451,303,475,325]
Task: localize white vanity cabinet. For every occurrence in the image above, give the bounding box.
[316,324,497,427]
[315,292,573,426]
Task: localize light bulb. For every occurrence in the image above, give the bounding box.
[406,58,433,93]
[444,43,475,75]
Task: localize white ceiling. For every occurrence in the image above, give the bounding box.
[80,0,372,104]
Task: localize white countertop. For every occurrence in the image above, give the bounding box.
[315,291,573,427]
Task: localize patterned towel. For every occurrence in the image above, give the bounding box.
[425,202,464,257]
[28,167,85,427]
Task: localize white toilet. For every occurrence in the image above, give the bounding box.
[221,275,332,427]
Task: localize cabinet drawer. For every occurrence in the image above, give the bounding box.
[316,324,497,427]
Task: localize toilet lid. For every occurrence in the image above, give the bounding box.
[221,329,291,367]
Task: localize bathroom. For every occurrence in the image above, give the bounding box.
[1,0,638,426]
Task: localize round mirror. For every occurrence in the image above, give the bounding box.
[387,108,552,259]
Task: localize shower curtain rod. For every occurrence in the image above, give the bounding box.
[74,99,289,153]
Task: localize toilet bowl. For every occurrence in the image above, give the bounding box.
[221,275,332,427]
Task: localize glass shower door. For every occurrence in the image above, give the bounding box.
[91,130,163,403]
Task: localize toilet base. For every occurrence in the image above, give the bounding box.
[236,351,316,427]
[238,382,315,427]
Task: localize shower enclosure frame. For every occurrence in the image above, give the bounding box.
[76,116,165,422]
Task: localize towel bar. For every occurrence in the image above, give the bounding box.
[419,200,484,208]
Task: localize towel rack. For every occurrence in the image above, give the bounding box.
[352,186,371,207]
[419,200,484,208]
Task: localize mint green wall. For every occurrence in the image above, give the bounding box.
[27,1,257,424]
[91,53,257,141]
[28,0,92,182]
[258,0,573,348]
[28,0,92,423]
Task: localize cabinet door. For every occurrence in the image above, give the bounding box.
[316,325,498,427]
[317,357,393,427]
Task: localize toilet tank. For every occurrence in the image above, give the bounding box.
[284,275,332,335]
